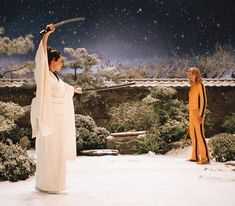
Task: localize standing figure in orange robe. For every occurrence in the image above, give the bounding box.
[187,67,210,164]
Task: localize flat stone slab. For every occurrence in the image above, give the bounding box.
[110,131,146,137]
[80,149,119,156]
[107,131,146,154]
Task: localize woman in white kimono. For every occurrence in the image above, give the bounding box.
[30,24,82,193]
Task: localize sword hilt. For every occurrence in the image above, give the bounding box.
[39,26,52,35]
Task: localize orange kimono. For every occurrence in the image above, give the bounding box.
[188,82,210,163]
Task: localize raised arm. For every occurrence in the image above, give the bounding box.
[42,24,55,53]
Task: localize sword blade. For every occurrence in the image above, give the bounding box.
[40,17,85,35]
[54,17,85,28]
[82,82,136,92]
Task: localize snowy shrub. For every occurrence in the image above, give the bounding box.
[107,101,158,133]
[136,128,171,154]
[0,101,25,121]
[107,87,188,142]
[107,87,188,154]
[0,140,35,182]
[150,87,177,100]
[75,114,110,154]
[208,133,235,162]
[4,126,32,145]
[0,101,25,137]
[149,88,188,143]
[159,119,187,143]
[0,115,15,134]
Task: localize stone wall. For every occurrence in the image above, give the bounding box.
[0,87,35,106]
[75,86,235,136]
[0,85,234,136]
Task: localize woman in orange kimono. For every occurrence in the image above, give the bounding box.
[187,67,210,164]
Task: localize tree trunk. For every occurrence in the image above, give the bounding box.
[74,68,77,81]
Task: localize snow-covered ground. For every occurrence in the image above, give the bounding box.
[0,147,234,206]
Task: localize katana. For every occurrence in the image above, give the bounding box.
[40,17,85,35]
[80,82,136,93]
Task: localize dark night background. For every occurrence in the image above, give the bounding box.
[0,0,234,66]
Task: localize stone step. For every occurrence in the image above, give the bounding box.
[107,131,146,154]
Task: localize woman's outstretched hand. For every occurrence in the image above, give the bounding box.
[74,87,83,94]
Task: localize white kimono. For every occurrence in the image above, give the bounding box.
[30,41,76,192]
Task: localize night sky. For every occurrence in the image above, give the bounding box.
[0,0,235,66]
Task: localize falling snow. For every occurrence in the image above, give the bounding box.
[137,8,142,13]
[0,0,234,66]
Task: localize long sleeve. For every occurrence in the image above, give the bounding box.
[63,82,77,160]
[31,40,54,137]
[199,83,207,117]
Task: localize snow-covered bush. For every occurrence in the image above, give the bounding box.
[0,101,25,135]
[107,101,158,133]
[0,140,35,182]
[75,114,110,154]
[208,133,235,162]
[107,87,189,154]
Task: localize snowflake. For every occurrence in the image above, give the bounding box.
[121,8,127,12]
[137,8,142,13]
[153,20,158,24]
[48,10,54,15]
[216,23,220,27]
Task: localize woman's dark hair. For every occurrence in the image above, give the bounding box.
[47,46,61,66]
